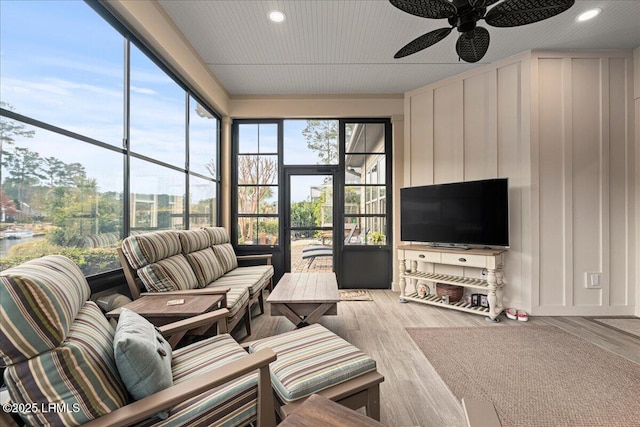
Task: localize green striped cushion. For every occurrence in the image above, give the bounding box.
[211,243,238,273]
[178,229,212,253]
[134,335,257,427]
[185,248,225,288]
[221,265,274,295]
[248,324,377,403]
[4,301,128,426]
[206,284,249,317]
[121,231,182,269]
[138,255,199,292]
[212,274,267,298]
[204,227,230,245]
[223,265,274,278]
[0,255,90,365]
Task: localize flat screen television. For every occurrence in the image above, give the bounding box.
[400,178,509,248]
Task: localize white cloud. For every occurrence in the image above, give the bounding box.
[130,86,157,95]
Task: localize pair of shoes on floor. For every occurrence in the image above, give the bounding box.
[505,308,528,322]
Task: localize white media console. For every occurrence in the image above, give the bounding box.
[397,244,507,322]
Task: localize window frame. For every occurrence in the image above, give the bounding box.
[0,1,222,287]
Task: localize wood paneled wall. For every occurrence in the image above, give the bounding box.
[403,50,636,315]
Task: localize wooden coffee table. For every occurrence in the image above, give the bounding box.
[279,394,386,427]
[106,294,224,346]
[267,272,339,328]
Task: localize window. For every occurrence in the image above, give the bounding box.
[344,123,388,245]
[233,119,390,251]
[284,120,338,165]
[236,123,278,245]
[130,44,186,167]
[0,1,124,146]
[0,1,221,277]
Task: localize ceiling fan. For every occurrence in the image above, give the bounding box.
[390,0,575,63]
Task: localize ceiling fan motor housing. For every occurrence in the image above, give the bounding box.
[449,5,486,33]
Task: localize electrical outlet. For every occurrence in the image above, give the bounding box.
[585,272,602,289]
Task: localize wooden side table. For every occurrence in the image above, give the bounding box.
[106,294,224,347]
[279,394,386,427]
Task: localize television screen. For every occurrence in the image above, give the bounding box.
[400,178,509,248]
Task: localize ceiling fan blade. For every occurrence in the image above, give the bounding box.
[394,27,453,58]
[470,0,500,8]
[389,0,457,19]
[455,27,490,63]
[485,0,575,28]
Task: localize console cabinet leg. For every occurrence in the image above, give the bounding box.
[398,258,407,303]
[485,269,500,322]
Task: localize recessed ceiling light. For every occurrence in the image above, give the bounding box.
[576,8,601,22]
[268,10,286,23]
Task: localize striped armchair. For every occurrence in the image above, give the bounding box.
[0,255,276,427]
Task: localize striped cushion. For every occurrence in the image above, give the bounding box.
[204,227,230,245]
[221,265,274,294]
[212,274,267,298]
[178,229,212,253]
[212,243,238,273]
[206,284,249,317]
[248,324,377,403]
[121,231,182,269]
[4,302,128,426]
[185,248,225,288]
[138,255,199,292]
[135,335,257,427]
[0,255,90,365]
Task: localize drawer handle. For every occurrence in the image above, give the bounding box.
[458,258,467,262]
[418,254,425,258]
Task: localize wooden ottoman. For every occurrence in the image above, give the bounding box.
[247,324,384,421]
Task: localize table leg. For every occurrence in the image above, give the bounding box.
[304,303,335,325]
[272,303,305,327]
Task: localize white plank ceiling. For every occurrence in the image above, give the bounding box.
[158,0,640,96]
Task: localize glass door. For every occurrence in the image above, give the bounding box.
[284,170,337,273]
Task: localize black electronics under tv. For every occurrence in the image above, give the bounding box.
[400,178,509,248]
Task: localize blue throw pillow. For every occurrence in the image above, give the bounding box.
[113,308,173,418]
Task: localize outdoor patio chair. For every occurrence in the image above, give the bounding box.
[0,255,277,427]
[301,226,368,267]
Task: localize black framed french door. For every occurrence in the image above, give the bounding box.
[283,167,339,275]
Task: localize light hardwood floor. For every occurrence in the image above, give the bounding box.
[240,290,640,427]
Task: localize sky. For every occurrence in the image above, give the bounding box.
[0,1,336,204]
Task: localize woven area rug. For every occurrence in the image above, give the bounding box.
[406,325,640,427]
[338,289,373,301]
[592,318,640,339]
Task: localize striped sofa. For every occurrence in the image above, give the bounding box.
[118,227,273,337]
[0,255,277,427]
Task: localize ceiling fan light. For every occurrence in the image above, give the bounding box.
[576,8,601,22]
[268,9,286,23]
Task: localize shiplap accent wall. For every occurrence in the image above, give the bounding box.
[403,50,636,316]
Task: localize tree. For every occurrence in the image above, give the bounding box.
[205,159,216,178]
[237,155,277,243]
[302,120,338,165]
[0,102,35,188]
[42,157,68,187]
[0,188,17,221]
[3,147,44,210]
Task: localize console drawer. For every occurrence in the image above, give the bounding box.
[400,250,440,263]
[440,253,486,268]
